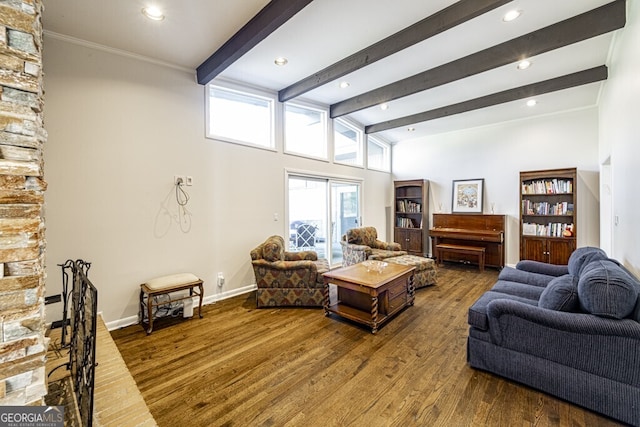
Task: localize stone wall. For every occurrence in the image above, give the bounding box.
[0,0,47,405]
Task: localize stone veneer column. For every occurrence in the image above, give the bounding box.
[0,0,48,405]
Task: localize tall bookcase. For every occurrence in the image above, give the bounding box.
[394,179,429,256]
[520,167,577,265]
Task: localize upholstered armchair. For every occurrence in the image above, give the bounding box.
[250,235,329,307]
[340,226,407,266]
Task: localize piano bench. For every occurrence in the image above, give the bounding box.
[436,244,485,272]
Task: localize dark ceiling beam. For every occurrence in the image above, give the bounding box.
[196,0,314,85]
[365,66,608,134]
[332,0,625,118]
[278,0,513,102]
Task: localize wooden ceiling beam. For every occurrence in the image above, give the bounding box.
[332,0,625,118]
[365,66,608,134]
[196,0,314,85]
[278,0,513,102]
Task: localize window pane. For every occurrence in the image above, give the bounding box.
[367,136,391,172]
[207,86,274,148]
[284,104,327,158]
[334,119,363,166]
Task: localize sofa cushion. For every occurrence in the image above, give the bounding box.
[514,260,569,277]
[578,260,640,319]
[633,296,640,323]
[498,267,556,288]
[468,290,538,331]
[262,235,284,262]
[538,274,580,312]
[491,280,545,300]
[567,246,608,276]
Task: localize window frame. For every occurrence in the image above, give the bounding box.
[205,82,277,151]
[283,100,329,161]
[366,135,391,172]
[333,117,364,168]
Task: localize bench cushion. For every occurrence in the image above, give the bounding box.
[145,273,200,291]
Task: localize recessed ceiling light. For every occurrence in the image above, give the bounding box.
[339,81,350,89]
[517,60,531,70]
[380,103,389,110]
[274,57,288,66]
[142,6,165,21]
[503,9,522,22]
[526,99,537,107]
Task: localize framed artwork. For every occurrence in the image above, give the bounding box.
[452,178,484,213]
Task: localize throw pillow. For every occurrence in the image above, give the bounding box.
[578,260,640,319]
[538,274,580,312]
[262,236,284,262]
[567,246,607,276]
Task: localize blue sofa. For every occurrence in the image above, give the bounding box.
[467,247,640,426]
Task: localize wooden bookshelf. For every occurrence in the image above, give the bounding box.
[394,179,429,256]
[520,167,577,265]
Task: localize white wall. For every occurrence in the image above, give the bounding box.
[42,36,391,326]
[392,108,601,266]
[599,0,640,276]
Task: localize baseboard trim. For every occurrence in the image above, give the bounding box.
[104,284,258,331]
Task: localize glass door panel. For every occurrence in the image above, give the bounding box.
[287,177,327,259]
[330,182,360,266]
[287,175,361,267]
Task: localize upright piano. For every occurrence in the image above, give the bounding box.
[430,214,506,269]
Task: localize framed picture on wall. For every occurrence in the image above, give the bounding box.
[452,178,484,213]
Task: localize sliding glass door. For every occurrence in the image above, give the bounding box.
[287,174,361,266]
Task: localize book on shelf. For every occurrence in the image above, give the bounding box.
[522,179,573,195]
[521,200,575,215]
[522,222,573,237]
[522,223,537,236]
[396,200,421,213]
[396,217,421,228]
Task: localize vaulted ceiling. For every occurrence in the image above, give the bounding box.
[42,0,626,143]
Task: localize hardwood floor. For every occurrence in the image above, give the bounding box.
[111,264,623,427]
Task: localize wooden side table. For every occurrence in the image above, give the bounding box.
[139,273,203,334]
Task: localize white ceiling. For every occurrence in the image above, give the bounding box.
[42,0,622,143]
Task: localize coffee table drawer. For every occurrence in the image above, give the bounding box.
[388,291,407,312]
[387,279,407,299]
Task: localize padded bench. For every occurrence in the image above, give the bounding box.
[385,254,437,289]
[436,243,485,272]
[139,273,203,334]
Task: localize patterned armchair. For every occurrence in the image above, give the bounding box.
[340,226,407,266]
[250,235,329,307]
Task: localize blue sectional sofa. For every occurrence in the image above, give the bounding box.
[467,247,640,426]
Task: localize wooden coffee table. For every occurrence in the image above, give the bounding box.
[323,263,415,333]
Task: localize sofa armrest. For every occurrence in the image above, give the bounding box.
[341,242,371,252]
[252,259,317,272]
[371,240,402,251]
[485,299,640,385]
[284,251,318,261]
[515,260,568,276]
[488,299,640,338]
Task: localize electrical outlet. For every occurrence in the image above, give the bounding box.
[217,272,225,287]
[185,176,193,186]
[174,175,185,185]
